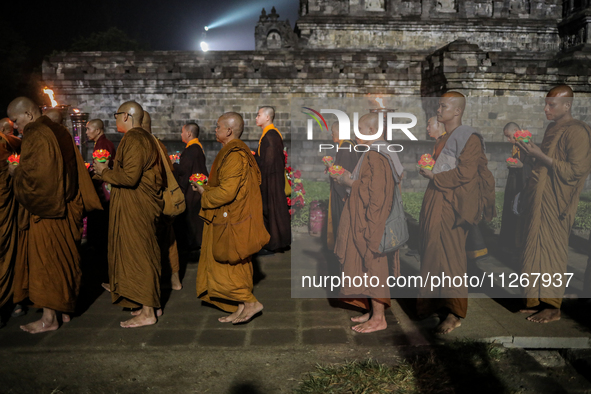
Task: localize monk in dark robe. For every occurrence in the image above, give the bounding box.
[417,92,496,334]
[332,113,404,333]
[173,122,208,254]
[255,106,291,253]
[194,112,270,324]
[93,102,165,328]
[43,108,63,125]
[0,118,21,313]
[326,122,359,250]
[85,119,116,289]
[516,85,591,323]
[499,122,533,255]
[141,111,182,291]
[8,97,101,333]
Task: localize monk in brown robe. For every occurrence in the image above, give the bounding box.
[8,97,101,333]
[417,92,495,334]
[326,122,360,250]
[255,106,291,253]
[194,112,269,324]
[332,113,404,333]
[93,102,165,328]
[43,108,63,125]
[0,118,21,313]
[85,119,116,289]
[173,122,208,254]
[516,85,591,323]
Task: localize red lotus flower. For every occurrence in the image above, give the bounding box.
[418,153,435,170]
[85,162,91,169]
[294,170,302,178]
[287,197,292,206]
[327,165,345,176]
[251,150,256,155]
[285,166,292,173]
[506,157,519,166]
[189,173,208,186]
[514,130,532,143]
[322,156,334,166]
[7,154,19,165]
[93,149,111,163]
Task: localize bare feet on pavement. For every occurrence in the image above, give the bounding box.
[352,315,387,333]
[20,308,59,334]
[101,283,111,292]
[171,272,182,290]
[219,304,244,323]
[435,313,461,334]
[351,312,370,323]
[131,308,162,317]
[232,301,263,324]
[527,308,561,323]
[121,306,157,328]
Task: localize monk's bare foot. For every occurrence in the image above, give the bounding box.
[351,312,371,323]
[121,307,157,328]
[232,301,263,324]
[20,308,59,334]
[171,272,182,290]
[352,316,387,333]
[131,308,162,317]
[62,314,71,323]
[519,309,539,314]
[435,314,461,334]
[219,304,244,323]
[527,308,561,323]
[101,283,111,292]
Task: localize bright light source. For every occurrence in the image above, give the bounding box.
[204,26,209,31]
[200,41,209,52]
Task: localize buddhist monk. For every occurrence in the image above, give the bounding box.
[141,111,182,291]
[417,92,495,334]
[255,106,291,253]
[516,85,591,323]
[332,113,404,333]
[93,102,165,328]
[326,122,360,250]
[0,117,21,316]
[499,122,533,256]
[8,97,101,333]
[173,122,208,255]
[194,112,269,324]
[43,108,63,125]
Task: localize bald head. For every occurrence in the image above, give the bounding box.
[548,85,574,98]
[427,116,445,139]
[355,113,383,144]
[441,91,466,111]
[0,118,14,136]
[216,112,244,145]
[544,85,574,123]
[184,123,199,139]
[256,106,275,129]
[7,97,42,133]
[44,108,63,124]
[115,101,143,132]
[437,92,466,129]
[141,110,152,133]
[86,119,105,142]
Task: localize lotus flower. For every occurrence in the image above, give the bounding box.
[85,162,91,169]
[322,156,334,166]
[7,154,19,166]
[514,130,532,143]
[189,173,208,186]
[418,153,435,171]
[328,165,345,176]
[93,149,111,163]
[506,157,519,167]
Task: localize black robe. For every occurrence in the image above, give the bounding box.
[255,129,291,251]
[173,143,208,251]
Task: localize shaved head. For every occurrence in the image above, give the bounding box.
[355,112,384,143]
[548,85,574,98]
[427,116,445,139]
[119,101,144,125]
[0,118,14,136]
[260,106,275,121]
[7,97,42,133]
[437,91,466,130]
[544,85,574,123]
[141,110,152,133]
[255,106,275,129]
[87,119,104,130]
[44,108,63,124]
[441,91,466,112]
[220,112,244,138]
[184,122,200,139]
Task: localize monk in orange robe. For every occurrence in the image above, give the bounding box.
[93,102,165,328]
[0,118,21,314]
[417,92,495,334]
[516,85,591,323]
[8,97,101,333]
[194,112,270,324]
[332,113,404,333]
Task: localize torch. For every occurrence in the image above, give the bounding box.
[369,97,396,131]
[70,108,90,160]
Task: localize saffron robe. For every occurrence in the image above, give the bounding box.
[173,142,208,251]
[255,126,291,251]
[519,120,591,308]
[97,127,164,308]
[335,151,396,309]
[327,140,360,250]
[0,134,21,307]
[197,139,270,313]
[13,116,101,313]
[417,130,495,318]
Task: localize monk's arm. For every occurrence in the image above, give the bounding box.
[433,134,481,190]
[360,154,391,250]
[201,152,245,209]
[98,138,144,187]
[552,126,591,185]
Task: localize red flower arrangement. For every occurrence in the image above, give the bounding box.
[85,162,91,169]
[189,173,208,186]
[327,165,345,176]
[93,149,111,163]
[417,153,435,170]
[285,150,306,215]
[7,154,19,166]
[506,157,519,167]
[514,130,532,143]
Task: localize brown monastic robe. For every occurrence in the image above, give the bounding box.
[173,140,208,251]
[335,151,396,309]
[417,131,495,319]
[13,116,101,313]
[255,126,291,251]
[197,139,270,313]
[327,140,360,250]
[0,134,21,307]
[519,120,591,309]
[97,127,164,308]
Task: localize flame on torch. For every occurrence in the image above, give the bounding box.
[43,87,58,107]
[73,108,80,113]
[375,97,386,109]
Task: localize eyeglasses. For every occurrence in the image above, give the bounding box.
[113,112,126,119]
